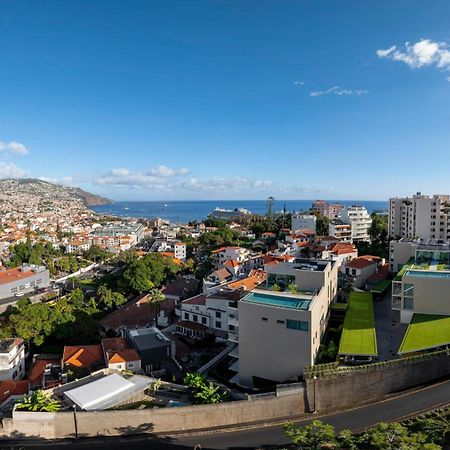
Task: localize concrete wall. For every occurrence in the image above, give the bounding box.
[1,392,305,440]
[306,352,450,412]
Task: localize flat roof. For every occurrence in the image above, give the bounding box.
[0,267,35,286]
[339,292,378,357]
[371,279,392,294]
[405,270,450,279]
[398,314,450,354]
[242,291,311,310]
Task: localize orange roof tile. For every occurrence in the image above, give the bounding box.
[0,267,36,286]
[108,349,140,364]
[62,345,104,369]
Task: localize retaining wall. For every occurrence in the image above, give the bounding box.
[1,392,305,440]
[306,352,450,412]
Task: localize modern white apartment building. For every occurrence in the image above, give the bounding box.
[236,259,338,387]
[0,265,50,300]
[291,214,317,233]
[328,221,352,242]
[388,193,450,240]
[340,206,372,242]
[0,338,25,381]
[174,242,187,262]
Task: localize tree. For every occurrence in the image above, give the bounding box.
[16,390,61,412]
[68,288,85,309]
[315,214,331,237]
[184,372,228,405]
[147,289,166,326]
[284,420,337,450]
[123,258,153,293]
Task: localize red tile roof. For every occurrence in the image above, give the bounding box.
[330,243,357,255]
[0,380,29,404]
[108,349,141,364]
[62,345,104,369]
[28,356,60,387]
[0,267,36,286]
[183,294,207,306]
[345,255,381,270]
[226,270,267,291]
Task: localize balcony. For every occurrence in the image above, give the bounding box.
[228,331,239,343]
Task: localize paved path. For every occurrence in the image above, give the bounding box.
[14,378,450,450]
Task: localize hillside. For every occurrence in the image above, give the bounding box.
[0,178,113,213]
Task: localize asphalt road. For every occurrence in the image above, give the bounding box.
[8,378,450,450]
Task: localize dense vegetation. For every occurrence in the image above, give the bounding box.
[184,372,229,404]
[284,410,450,449]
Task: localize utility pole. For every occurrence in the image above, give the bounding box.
[72,404,79,439]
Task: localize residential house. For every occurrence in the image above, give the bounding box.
[340,255,384,289]
[102,337,141,373]
[62,345,104,372]
[0,338,25,381]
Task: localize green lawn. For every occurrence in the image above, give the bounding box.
[338,291,378,357]
[371,279,392,294]
[398,314,450,354]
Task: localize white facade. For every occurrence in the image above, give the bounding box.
[340,206,372,242]
[237,259,338,387]
[0,338,25,381]
[291,214,317,233]
[389,193,450,241]
[328,222,352,242]
[174,243,187,261]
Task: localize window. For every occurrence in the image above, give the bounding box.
[215,321,221,329]
[184,312,189,320]
[128,363,134,368]
[229,324,235,332]
[261,317,268,321]
[215,311,221,318]
[116,364,122,369]
[286,319,309,331]
[201,317,207,325]
[403,283,414,297]
[404,297,414,310]
[277,320,285,324]
[193,314,198,322]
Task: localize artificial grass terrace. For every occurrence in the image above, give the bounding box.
[398,314,450,354]
[371,279,392,294]
[338,291,378,357]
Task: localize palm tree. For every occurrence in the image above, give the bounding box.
[148,288,166,327]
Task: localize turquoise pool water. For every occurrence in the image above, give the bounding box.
[243,292,311,310]
[405,270,450,279]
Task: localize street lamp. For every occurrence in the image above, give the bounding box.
[72,404,78,439]
[312,375,317,414]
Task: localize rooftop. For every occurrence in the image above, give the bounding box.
[242,290,312,310]
[339,292,377,357]
[399,314,450,354]
[0,267,38,286]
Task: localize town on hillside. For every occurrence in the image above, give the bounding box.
[0,190,449,431]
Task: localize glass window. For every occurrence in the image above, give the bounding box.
[286,319,309,331]
[404,297,414,310]
[193,314,198,322]
[215,321,221,329]
[403,283,414,297]
[184,312,189,320]
[201,317,207,325]
[229,324,235,331]
[215,311,221,318]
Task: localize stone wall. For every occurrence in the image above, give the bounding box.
[1,392,305,439]
[306,352,450,412]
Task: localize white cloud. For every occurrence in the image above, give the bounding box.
[293,81,305,86]
[0,162,27,178]
[94,165,190,188]
[309,86,369,97]
[377,39,450,78]
[181,177,274,193]
[0,141,29,155]
[149,165,190,177]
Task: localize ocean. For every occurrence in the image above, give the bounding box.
[91,200,388,224]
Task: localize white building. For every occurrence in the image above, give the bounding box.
[340,206,372,242]
[389,193,450,241]
[291,214,317,233]
[328,221,352,242]
[236,259,338,387]
[0,338,25,381]
[174,242,187,262]
[0,265,50,300]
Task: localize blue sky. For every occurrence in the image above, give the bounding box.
[1,0,450,201]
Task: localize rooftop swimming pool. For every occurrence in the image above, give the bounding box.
[405,270,450,279]
[243,292,311,310]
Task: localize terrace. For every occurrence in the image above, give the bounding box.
[338,292,378,357]
[241,290,312,310]
[398,314,450,354]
